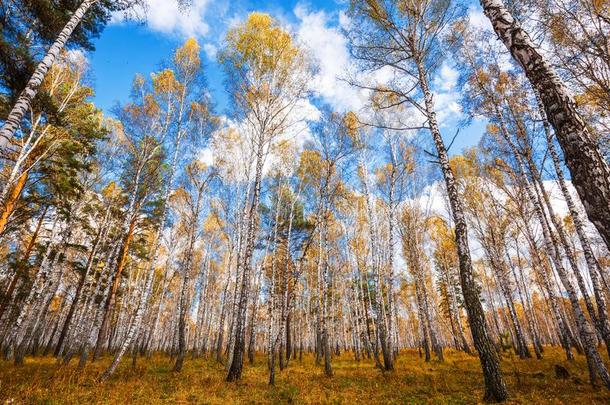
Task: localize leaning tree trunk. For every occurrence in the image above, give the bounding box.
[525,151,610,355]
[524,228,574,360]
[93,208,139,360]
[415,55,508,401]
[0,170,29,237]
[0,0,98,150]
[62,239,119,366]
[483,231,531,360]
[6,212,61,356]
[480,0,610,251]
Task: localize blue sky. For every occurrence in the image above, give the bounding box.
[87,0,489,155]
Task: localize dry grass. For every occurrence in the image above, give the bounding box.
[0,348,609,404]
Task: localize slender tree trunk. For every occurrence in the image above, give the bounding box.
[421,271,443,362]
[94,209,139,360]
[247,264,262,365]
[226,147,264,382]
[486,243,531,359]
[55,207,110,357]
[175,182,206,371]
[414,56,508,401]
[174,245,194,372]
[507,248,542,359]
[100,121,187,380]
[358,153,393,371]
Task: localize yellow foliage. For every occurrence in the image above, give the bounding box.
[222,13,299,81]
[549,14,569,46]
[486,123,500,136]
[190,101,209,120]
[449,154,477,179]
[152,69,181,95]
[363,0,389,23]
[102,181,122,201]
[298,149,324,182]
[203,212,224,234]
[175,38,201,77]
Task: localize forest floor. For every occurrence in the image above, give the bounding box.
[0,348,609,404]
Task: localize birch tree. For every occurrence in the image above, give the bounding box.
[479,0,610,251]
[219,13,313,382]
[348,1,508,400]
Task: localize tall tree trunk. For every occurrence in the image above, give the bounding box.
[480,0,610,251]
[55,207,110,357]
[485,240,530,359]
[216,272,230,364]
[226,147,264,382]
[174,245,194,371]
[0,0,98,149]
[174,182,206,371]
[269,184,286,378]
[507,247,542,359]
[247,266,261,365]
[69,242,120,367]
[100,120,187,380]
[414,56,508,401]
[358,153,393,371]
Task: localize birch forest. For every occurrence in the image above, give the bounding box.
[0,0,609,403]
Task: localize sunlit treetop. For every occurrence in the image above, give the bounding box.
[152,69,181,97]
[175,38,202,80]
[221,13,301,81]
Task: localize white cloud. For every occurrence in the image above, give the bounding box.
[294,5,365,112]
[113,0,211,38]
[203,43,218,60]
[434,64,459,92]
[416,181,450,220]
[198,147,215,167]
[338,10,351,31]
[430,62,463,127]
[64,49,89,70]
[433,91,462,126]
[294,4,466,130]
[467,6,492,31]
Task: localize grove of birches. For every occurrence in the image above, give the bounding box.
[0,0,609,403]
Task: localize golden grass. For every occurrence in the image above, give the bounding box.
[0,348,609,404]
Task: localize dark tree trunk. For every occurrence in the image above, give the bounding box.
[415,57,508,402]
[480,0,610,251]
